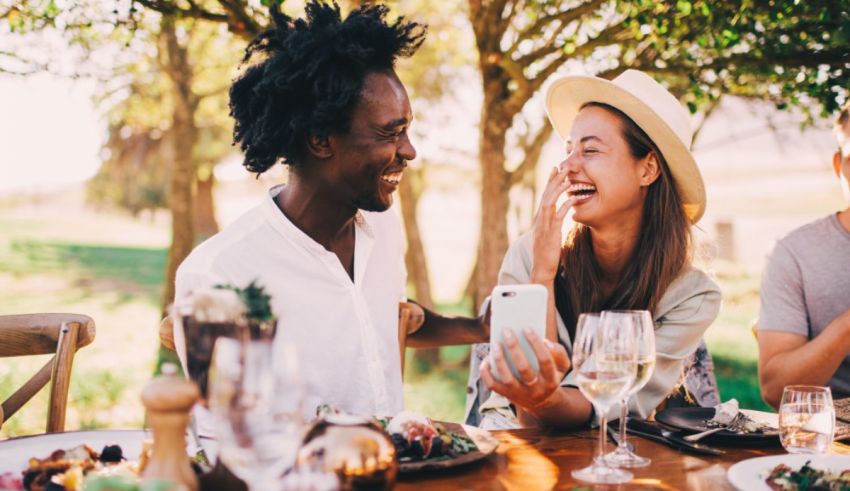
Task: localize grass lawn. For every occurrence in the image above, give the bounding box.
[0,194,773,436]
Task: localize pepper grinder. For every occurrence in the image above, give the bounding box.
[141,363,201,491]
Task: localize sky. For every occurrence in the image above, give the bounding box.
[0,74,101,192]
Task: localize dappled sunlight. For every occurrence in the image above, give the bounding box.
[496,433,558,490]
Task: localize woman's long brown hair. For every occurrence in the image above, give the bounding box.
[554,102,692,340]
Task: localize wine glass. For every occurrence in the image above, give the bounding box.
[570,312,638,484]
[779,385,835,454]
[603,310,655,468]
[208,338,304,491]
[172,289,276,400]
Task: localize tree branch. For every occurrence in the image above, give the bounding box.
[0,5,17,20]
[509,121,553,187]
[216,0,265,39]
[513,19,567,68]
[510,0,608,56]
[527,21,628,94]
[497,0,521,35]
[134,0,229,24]
[691,95,721,143]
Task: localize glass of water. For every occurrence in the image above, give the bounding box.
[779,385,835,454]
[209,338,304,491]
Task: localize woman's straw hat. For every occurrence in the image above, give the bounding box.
[545,69,706,223]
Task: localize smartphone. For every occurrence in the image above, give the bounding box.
[489,284,548,382]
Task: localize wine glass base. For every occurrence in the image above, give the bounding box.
[571,463,633,484]
[603,447,651,468]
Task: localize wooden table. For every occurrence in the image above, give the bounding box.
[396,427,850,490]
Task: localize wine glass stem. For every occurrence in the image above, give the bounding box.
[597,411,608,463]
[618,398,629,450]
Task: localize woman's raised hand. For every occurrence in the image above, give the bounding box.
[479,328,570,413]
[531,164,574,282]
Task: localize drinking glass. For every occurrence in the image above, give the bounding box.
[209,338,304,491]
[779,385,835,454]
[603,310,655,468]
[173,293,276,400]
[570,312,638,484]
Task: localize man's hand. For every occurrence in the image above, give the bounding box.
[479,328,570,413]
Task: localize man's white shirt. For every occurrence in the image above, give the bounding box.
[175,185,407,433]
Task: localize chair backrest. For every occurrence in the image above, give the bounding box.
[0,314,96,433]
[397,302,425,376]
[159,302,426,376]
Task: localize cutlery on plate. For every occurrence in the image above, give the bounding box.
[626,419,725,456]
[684,412,749,442]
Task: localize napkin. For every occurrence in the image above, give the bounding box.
[711,399,740,425]
[801,411,835,435]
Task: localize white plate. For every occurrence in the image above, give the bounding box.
[727,454,850,491]
[0,429,213,474]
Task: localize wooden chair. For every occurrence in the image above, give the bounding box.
[397,302,425,376]
[159,302,426,375]
[0,314,96,433]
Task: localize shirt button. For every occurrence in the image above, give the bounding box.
[466,386,474,394]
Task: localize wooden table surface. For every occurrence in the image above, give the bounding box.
[396,427,850,490]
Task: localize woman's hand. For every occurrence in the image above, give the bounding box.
[480,328,571,413]
[531,164,574,283]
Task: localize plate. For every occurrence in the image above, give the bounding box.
[0,425,498,477]
[655,407,780,444]
[0,429,208,474]
[727,454,850,491]
[397,422,499,473]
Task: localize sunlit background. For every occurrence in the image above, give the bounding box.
[1,0,846,437]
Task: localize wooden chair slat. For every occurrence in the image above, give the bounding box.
[398,302,425,377]
[0,314,95,433]
[47,322,80,433]
[0,358,54,423]
[0,314,95,357]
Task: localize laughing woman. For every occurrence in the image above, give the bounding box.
[465,70,722,429]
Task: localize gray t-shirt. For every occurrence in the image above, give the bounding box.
[758,213,850,398]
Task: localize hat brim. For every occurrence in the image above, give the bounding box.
[545,76,706,223]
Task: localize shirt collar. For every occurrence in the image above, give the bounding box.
[263,184,376,252]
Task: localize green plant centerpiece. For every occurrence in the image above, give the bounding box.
[214,281,277,341]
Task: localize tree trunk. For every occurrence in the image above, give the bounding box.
[160,18,199,317]
[398,167,440,369]
[195,169,219,240]
[472,95,511,310]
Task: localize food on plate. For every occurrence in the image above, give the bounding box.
[0,472,23,490]
[766,461,850,490]
[383,410,477,463]
[18,444,135,491]
[706,399,774,434]
[315,406,480,464]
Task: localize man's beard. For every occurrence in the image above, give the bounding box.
[354,192,391,212]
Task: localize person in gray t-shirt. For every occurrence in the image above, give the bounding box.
[757,102,850,408]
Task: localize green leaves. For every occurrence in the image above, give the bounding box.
[676,1,692,16]
[214,281,275,322]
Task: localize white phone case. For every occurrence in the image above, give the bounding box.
[489,284,548,382]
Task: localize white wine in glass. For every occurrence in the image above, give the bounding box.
[570,312,638,485]
[603,310,655,469]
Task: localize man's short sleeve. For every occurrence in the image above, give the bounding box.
[758,241,808,336]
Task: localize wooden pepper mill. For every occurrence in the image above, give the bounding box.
[141,363,201,491]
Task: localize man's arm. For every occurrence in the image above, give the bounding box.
[758,307,850,408]
[405,303,489,347]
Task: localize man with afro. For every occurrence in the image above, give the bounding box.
[174,1,487,425]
